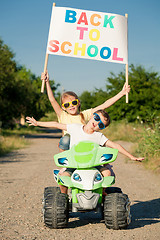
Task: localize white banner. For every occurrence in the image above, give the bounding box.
[47,6,128,64]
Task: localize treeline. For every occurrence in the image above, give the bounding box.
[0,39,160,128]
[0,39,59,128]
[80,65,160,124]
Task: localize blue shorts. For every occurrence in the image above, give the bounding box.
[58,134,70,150]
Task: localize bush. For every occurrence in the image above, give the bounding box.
[136,120,160,172]
[102,120,160,173]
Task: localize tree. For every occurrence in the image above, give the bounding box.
[80,64,160,123]
[106,64,160,122]
[80,91,96,110]
[0,39,59,127]
[0,39,17,125]
[14,66,59,120]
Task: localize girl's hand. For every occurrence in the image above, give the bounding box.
[121,83,130,95]
[131,157,144,162]
[26,117,38,126]
[41,70,49,82]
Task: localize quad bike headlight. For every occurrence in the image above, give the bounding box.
[58,157,68,166]
[100,154,113,163]
[73,173,82,182]
[94,173,102,182]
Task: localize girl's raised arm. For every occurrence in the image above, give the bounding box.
[41,71,62,118]
[91,83,130,114]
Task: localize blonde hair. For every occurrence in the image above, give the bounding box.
[61,91,85,124]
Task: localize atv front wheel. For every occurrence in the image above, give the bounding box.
[104,193,131,230]
[43,186,69,229]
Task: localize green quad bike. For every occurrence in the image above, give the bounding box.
[42,141,131,230]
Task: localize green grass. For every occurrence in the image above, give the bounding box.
[39,112,58,122]
[103,120,160,173]
[0,135,29,156]
[0,112,57,156]
[0,125,40,156]
[102,120,142,142]
[136,123,160,173]
[2,126,40,137]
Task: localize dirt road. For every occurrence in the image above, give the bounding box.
[0,130,160,240]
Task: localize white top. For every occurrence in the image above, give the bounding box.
[67,124,108,148]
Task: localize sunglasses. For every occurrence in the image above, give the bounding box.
[62,99,79,109]
[93,113,105,130]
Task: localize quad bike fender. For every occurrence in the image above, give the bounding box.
[102,176,115,188]
[58,175,75,188]
[53,169,74,187]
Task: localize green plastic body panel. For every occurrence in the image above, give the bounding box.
[54,141,118,169]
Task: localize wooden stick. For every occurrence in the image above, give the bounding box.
[125,63,129,103]
[41,53,49,93]
[41,2,56,93]
[125,13,129,103]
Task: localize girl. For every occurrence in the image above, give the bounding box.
[41,71,130,151]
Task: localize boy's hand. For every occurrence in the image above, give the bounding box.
[121,83,130,95]
[26,117,37,126]
[131,157,144,162]
[41,70,49,82]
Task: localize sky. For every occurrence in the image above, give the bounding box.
[0,0,160,95]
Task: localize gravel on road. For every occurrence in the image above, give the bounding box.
[0,131,160,240]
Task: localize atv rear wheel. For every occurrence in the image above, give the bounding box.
[43,186,69,229]
[104,193,131,230]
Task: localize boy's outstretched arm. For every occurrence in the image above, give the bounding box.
[91,83,130,113]
[105,140,144,162]
[26,117,67,131]
[41,71,62,118]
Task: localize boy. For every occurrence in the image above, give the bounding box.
[26,110,144,193]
